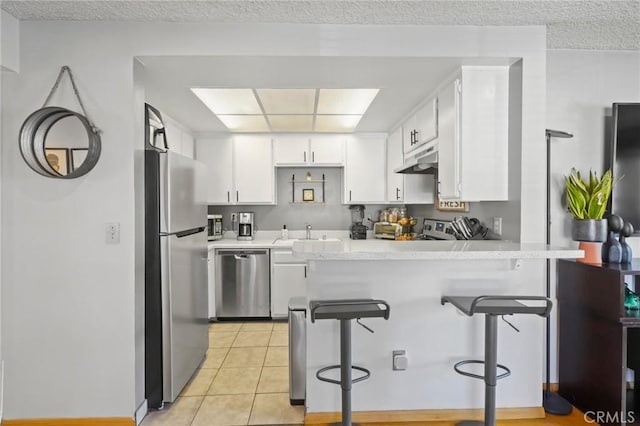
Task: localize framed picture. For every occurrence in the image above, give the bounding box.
[302,188,315,202]
[45,148,70,175]
[70,148,89,172]
[436,196,469,212]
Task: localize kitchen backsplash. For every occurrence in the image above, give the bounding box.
[208,167,514,239]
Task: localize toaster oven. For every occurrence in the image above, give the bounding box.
[373,222,402,240]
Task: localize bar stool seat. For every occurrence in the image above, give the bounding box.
[310,298,390,426]
[441,295,552,426]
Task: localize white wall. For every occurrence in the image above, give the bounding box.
[547,49,640,381]
[1,22,546,420]
[1,10,19,72]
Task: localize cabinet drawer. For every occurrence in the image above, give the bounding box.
[272,250,304,264]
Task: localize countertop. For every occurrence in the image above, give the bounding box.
[291,239,583,260]
[208,236,583,260]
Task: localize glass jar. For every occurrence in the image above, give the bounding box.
[399,205,408,219]
[388,208,400,223]
[378,209,389,222]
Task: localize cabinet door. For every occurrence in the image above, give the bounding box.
[207,249,216,318]
[437,78,461,200]
[233,135,275,204]
[344,135,386,204]
[405,174,435,204]
[273,136,309,165]
[196,137,234,204]
[164,118,183,154]
[386,127,404,202]
[402,115,416,154]
[415,97,438,145]
[271,263,306,318]
[309,136,345,165]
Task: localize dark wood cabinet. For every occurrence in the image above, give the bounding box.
[558,259,640,425]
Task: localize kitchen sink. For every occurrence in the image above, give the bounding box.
[291,238,343,252]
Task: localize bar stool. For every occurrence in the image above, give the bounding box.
[310,299,390,426]
[441,295,552,426]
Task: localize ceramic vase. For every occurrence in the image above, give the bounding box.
[571,219,608,243]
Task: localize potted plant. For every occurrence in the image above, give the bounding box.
[565,168,612,263]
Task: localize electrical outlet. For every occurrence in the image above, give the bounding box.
[392,350,408,371]
[493,217,502,236]
[105,222,120,244]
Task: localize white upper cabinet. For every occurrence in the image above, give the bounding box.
[387,127,404,203]
[196,136,234,204]
[233,135,275,204]
[273,134,344,166]
[344,135,386,204]
[437,66,509,201]
[273,136,309,164]
[309,135,344,165]
[403,96,438,156]
[195,135,274,205]
[164,115,195,158]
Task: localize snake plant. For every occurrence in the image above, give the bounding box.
[565,168,612,220]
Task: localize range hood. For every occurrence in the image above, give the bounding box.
[394,141,438,174]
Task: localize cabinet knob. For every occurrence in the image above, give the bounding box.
[396,187,401,200]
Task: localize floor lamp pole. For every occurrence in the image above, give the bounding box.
[544,130,573,415]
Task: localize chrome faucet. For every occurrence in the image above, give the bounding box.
[306,224,312,240]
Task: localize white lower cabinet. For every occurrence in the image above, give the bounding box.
[208,248,216,319]
[270,249,306,319]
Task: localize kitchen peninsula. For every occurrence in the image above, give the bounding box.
[294,240,582,421]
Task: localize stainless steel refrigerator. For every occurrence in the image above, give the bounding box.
[145,103,208,409]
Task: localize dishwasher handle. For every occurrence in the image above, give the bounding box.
[216,249,269,256]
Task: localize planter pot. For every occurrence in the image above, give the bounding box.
[571,219,608,242]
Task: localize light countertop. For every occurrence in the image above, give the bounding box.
[291,239,583,260]
[208,236,583,260]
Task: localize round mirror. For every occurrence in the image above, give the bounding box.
[19,107,101,178]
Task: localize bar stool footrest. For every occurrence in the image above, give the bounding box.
[316,364,371,385]
[454,359,511,381]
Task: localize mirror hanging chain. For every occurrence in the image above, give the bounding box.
[43,65,101,134]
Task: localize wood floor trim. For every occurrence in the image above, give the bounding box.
[305,407,545,424]
[2,418,134,426]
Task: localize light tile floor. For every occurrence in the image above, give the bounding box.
[141,321,304,426]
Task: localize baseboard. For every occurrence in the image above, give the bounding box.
[2,418,134,426]
[305,406,545,424]
[134,400,148,426]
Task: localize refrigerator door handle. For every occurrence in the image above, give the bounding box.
[234,254,248,260]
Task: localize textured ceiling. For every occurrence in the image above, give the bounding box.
[2,0,639,50]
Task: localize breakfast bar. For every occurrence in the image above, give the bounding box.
[293,240,582,421]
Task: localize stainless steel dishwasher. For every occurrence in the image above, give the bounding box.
[215,249,270,319]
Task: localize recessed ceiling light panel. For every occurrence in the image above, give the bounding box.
[314,115,363,132]
[191,88,262,114]
[316,89,379,115]
[217,115,269,132]
[268,115,314,132]
[257,89,316,114]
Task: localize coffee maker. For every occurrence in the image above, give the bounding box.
[237,212,255,241]
[349,205,367,240]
